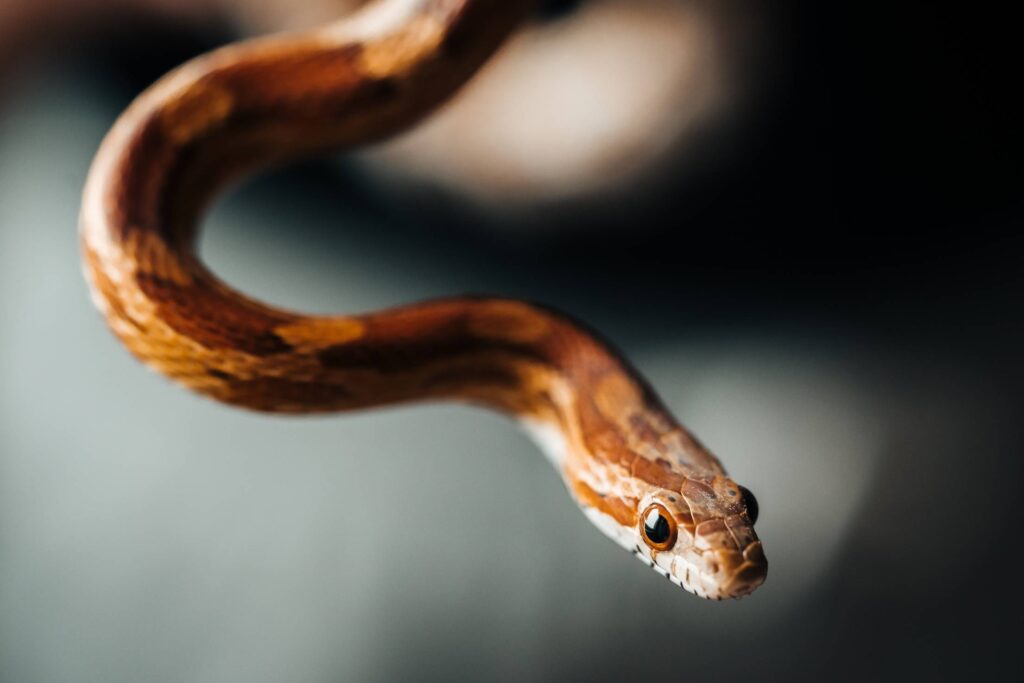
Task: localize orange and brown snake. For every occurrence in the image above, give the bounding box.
[79,0,766,600]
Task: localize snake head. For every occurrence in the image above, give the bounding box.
[573,465,767,600]
[631,475,767,599]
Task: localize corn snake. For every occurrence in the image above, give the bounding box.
[79,0,766,600]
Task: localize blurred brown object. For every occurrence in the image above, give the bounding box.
[2,0,765,215]
[367,0,764,213]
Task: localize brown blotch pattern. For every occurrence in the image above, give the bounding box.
[218,377,353,412]
[572,480,637,529]
[135,273,294,356]
[162,81,234,144]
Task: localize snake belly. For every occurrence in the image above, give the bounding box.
[79,0,766,599]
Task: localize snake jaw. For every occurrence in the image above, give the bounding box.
[652,538,766,600]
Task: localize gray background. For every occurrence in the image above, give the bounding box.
[1,5,1021,681]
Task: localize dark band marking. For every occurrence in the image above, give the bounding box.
[219,377,353,411]
[136,273,294,356]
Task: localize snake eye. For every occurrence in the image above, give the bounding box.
[640,504,677,551]
[739,486,759,524]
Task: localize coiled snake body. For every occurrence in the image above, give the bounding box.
[80,0,766,599]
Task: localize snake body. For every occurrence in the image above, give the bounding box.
[80,0,766,599]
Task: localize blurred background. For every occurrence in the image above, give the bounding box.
[1,0,1021,680]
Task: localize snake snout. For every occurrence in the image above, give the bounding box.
[720,541,768,598]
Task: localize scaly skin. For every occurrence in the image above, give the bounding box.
[80,0,766,599]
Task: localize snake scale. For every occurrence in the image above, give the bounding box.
[80,0,766,599]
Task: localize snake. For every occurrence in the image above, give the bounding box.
[79,0,767,600]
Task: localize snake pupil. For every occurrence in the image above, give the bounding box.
[644,509,671,544]
[739,486,759,524]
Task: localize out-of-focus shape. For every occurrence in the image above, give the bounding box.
[365,0,759,206]
[0,0,209,90]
